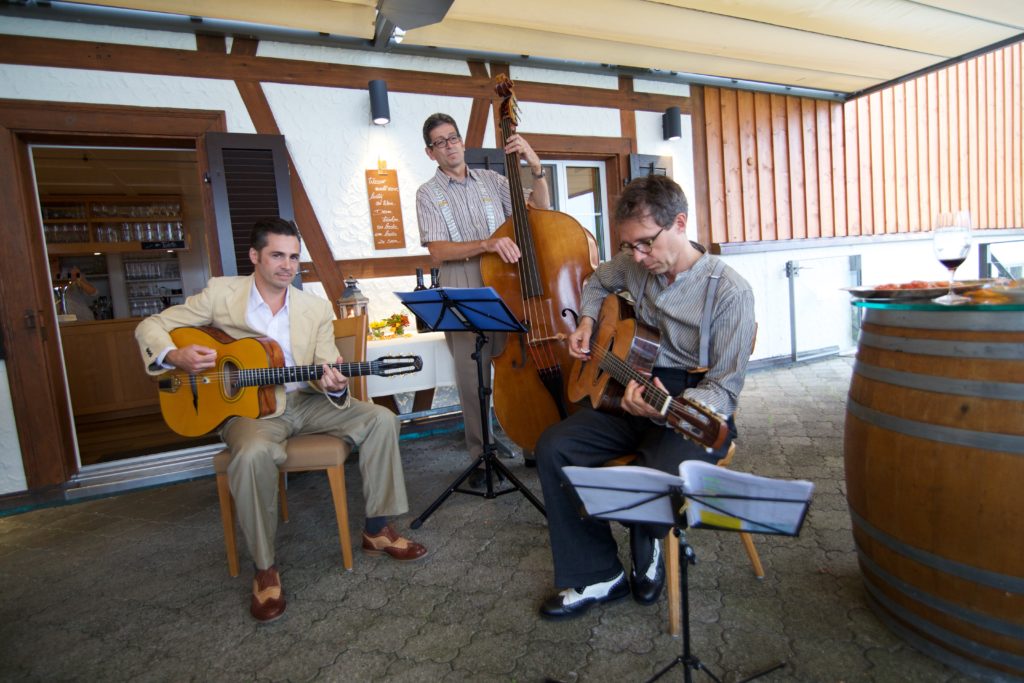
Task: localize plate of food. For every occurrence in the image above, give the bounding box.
[963,279,1024,304]
[844,279,989,300]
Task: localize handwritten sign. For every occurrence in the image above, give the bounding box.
[365,169,406,250]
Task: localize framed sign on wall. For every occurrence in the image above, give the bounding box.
[365,168,406,250]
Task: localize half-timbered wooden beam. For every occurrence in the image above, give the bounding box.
[0,35,690,113]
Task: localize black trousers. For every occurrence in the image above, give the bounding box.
[536,368,734,588]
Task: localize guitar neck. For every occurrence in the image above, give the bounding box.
[598,355,724,449]
[236,361,372,388]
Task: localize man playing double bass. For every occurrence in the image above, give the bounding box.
[535,175,756,619]
[415,113,550,488]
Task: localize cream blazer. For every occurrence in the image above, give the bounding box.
[134,275,345,418]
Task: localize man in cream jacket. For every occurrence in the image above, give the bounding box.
[136,218,426,622]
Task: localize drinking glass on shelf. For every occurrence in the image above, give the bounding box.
[932,210,972,305]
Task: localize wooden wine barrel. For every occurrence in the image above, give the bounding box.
[844,306,1024,681]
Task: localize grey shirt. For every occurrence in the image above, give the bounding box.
[416,167,513,246]
[580,246,756,417]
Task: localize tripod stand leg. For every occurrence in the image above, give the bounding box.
[646,528,723,683]
[488,452,545,515]
[410,455,486,529]
[411,329,546,527]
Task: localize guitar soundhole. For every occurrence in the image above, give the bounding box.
[222,360,240,399]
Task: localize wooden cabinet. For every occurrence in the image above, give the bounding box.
[42,194,187,255]
[60,318,159,418]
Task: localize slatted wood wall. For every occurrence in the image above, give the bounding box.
[699,41,1023,245]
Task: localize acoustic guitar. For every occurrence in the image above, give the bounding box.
[567,294,728,451]
[158,326,422,437]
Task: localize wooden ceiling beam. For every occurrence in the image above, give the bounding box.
[0,34,690,113]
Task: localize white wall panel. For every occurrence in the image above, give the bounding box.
[0,65,255,133]
[0,364,27,496]
[259,41,471,75]
[509,65,618,89]
[1,16,197,49]
[634,79,690,96]
[515,101,619,136]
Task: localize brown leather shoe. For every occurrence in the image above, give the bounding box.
[250,565,286,623]
[362,525,428,561]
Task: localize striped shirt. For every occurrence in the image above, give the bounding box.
[416,167,513,245]
[580,245,756,417]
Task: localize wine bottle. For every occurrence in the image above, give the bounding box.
[413,268,429,332]
[429,267,440,289]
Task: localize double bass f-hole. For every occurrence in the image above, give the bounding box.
[561,307,580,328]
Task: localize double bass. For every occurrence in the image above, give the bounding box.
[480,75,598,453]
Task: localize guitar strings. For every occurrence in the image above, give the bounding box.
[584,341,671,407]
[168,359,406,383]
[582,337,720,440]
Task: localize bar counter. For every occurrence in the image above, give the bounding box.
[844,300,1024,679]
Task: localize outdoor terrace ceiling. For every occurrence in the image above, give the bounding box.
[61,0,1024,97]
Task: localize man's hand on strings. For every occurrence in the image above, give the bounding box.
[622,376,670,421]
[166,345,217,374]
[567,317,594,360]
[483,235,522,263]
[320,357,349,393]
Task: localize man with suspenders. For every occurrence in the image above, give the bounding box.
[534,175,756,619]
[415,113,550,488]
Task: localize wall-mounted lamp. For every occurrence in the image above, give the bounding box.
[369,79,390,125]
[662,105,682,141]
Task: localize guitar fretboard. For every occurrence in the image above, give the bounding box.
[237,361,373,388]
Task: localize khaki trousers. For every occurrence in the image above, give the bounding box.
[440,258,506,462]
[220,392,407,570]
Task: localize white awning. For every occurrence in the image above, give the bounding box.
[62,0,1024,96]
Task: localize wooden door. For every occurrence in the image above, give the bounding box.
[0,99,225,488]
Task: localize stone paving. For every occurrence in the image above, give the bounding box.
[0,357,972,682]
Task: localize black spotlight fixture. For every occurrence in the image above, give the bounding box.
[369,79,390,125]
[662,105,682,141]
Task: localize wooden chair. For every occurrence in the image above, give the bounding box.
[213,315,368,577]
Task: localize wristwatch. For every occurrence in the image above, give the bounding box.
[531,168,546,179]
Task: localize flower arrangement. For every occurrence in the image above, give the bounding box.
[386,313,410,335]
[369,312,411,340]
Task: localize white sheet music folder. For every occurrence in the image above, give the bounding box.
[563,460,813,536]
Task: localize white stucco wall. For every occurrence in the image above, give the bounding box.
[0,362,28,494]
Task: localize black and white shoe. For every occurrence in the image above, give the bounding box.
[539,571,630,620]
[630,539,665,605]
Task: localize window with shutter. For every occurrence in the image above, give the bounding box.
[205,133,294,278]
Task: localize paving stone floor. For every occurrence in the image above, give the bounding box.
[0,356,973,682]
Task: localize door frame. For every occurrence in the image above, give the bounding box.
[0,99,225,488]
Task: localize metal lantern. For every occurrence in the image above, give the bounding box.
[337,276,369,318]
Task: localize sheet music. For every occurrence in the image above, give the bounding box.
[680,460,813,535]
[563,461,813,536]
[562,466,683,525]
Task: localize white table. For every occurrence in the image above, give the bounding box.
[366,331,455,412]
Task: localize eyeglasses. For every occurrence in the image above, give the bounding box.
[619,228,666,255]
[429,134,462,149]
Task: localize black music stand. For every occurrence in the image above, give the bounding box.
[398,287,546,528]
[563,463,812,683]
